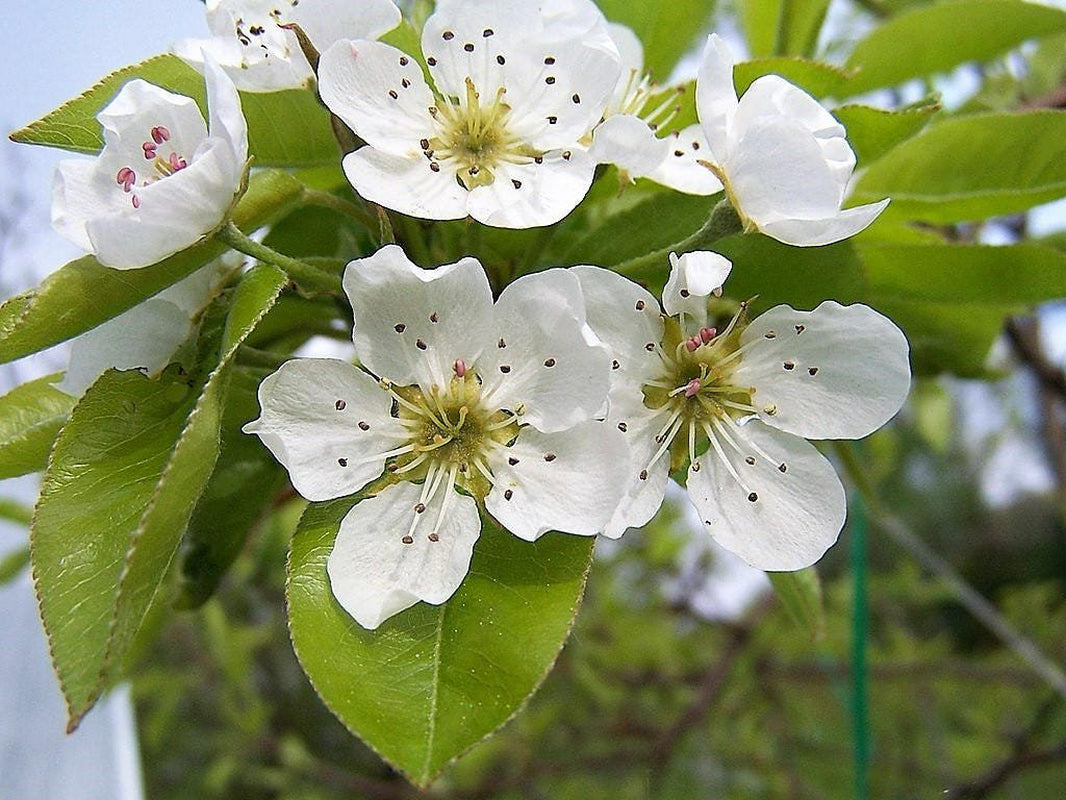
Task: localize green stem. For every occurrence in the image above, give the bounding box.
[613,199,743,278]
[834,441,1066,700]
[301,189,376,230]
[215,221,341,295]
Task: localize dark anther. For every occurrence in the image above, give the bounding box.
[416,338,428,350]
[338,458,348,467]
[500,364,511,373]
[618,422,628,432]
[335,399,346,411]
[508,457,519,466]
[748,492,758,502]
[783,361,795,370]
[543,357,555,367]
[504,489,513,500]
[543,453,556,462]
[394,323,406,333]
[358,421,370,431]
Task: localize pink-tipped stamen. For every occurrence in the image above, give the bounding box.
[685,336,701,352]
[131,195,141,209]
[142,141,158,159]
[168,152,188,171]
[151,125,170,144]
[116,167,136,192]
[700,327,716,344]
[683,377,702,398]
[454,359,467,378]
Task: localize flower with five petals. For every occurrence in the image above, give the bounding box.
[316,0,622,228]
[245,245,628,628]
[575,252,911,570]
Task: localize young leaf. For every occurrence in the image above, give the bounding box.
[31,265,287,730]
[595,0,717,80]
[11,55,339,167]
[852,111,1066,223]
[832,101,940,166]
[844,0,1066,96]
[288,502,594,787]
[0,170,302,365]
[739,0,831,59]
[735,57,852,98]
[0,374,75,480]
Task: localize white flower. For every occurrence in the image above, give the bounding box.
[245,245,628,628]
[316,0,621,228]
[575,252,911,571]
[694,34,889,246]
[588,24,723,196]
[57,258,236,397]
[52,61,248,270]
[173,0,401,92]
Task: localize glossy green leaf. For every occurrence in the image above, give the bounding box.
[844,0,1066,96]
[32,265,286,730]
[768,568,825,639]
[852,111,1066,223]
[0,170,302,365]
[289,502,594,787]
[0,374,75,480]
[595,0,717,79]
[735,57,852,98]
[739,0,831,58]
[833,101,940,166]
[11,55,339,167]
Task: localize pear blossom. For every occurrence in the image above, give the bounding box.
[575,252,911,570]
[589,24,722,195]
[52,61,248,270]
[694,34,889,246]
[173,0,401,91]
[316,0,622,228]
[245,245,628,628]
[57,257,236,396]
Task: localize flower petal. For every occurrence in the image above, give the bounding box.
[571,265,664,385]
[203,57,248,176]
[479,268,611,432]
[757,199,890,247]
[292,0,401,53]
[599,392,671,539]
[687,420,846,571]
[485,421,629,541]
[662,250,732,323]
[52,159,117,253]
[244,358,407,501]
[341,147,469,221]
[733,301,911,440]
[726,114,845,228]
[96,80,207,172]
[59,298,192,397]
[318,39,436,154]
[645,124,724,195]
[606,21,644,108]
[589,114,668,178]
[343,245,494,390]
[465,150,595,228]
[695,34,738,159]
[174,35,309,93]
[327,482,480,629]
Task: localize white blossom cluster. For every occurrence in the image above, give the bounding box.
[49,0,910,629]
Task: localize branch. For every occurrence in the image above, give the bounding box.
[1005,316,1066,402]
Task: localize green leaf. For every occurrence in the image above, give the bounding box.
[0,374,75,480]
[289,502,594,787]
[0,170,302,365]
[11,55,339,168]
[712,234,867,313]
[852,111,1066,223]
[872,298,1004,376]
[833,101,940,166]
[595,0,717,80]
[859,241,1066,305]
[738,0,831,58]
[844,0,1066,96]
[735,57,852,98]
[32,266,285,730]
[0,547,30,585]
[768,568,824,639]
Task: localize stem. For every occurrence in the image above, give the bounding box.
[302,188,376,230]
[215,221,341,295]
[613,198,743,278]
[834,441,1066,701]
